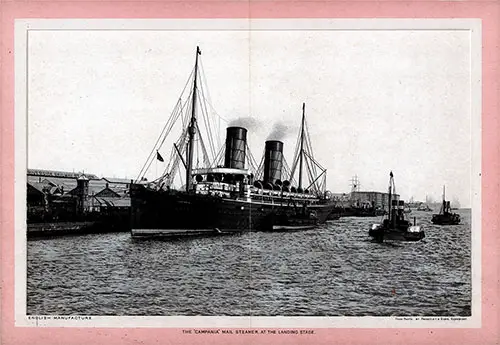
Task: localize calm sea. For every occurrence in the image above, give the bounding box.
[27,209,471,316]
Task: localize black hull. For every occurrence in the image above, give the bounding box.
[369,218,425,243]
[130,184,335,235]
[431,213,461,225]
[369,228,425,242]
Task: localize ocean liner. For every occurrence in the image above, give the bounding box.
[130,47,335,238]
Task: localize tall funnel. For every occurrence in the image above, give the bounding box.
[224,127,247,169]
[263,140,284,185]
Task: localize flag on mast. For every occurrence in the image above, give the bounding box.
[156,151,164,162]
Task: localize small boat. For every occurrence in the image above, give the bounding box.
[431,186,461,225]
[369,172,425,242]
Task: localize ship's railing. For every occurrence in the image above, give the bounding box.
[192,180,327,205]
[248,187,322,205]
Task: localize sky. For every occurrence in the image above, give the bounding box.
[27,26,473,206]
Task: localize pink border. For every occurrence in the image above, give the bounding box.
[1,1,498,344]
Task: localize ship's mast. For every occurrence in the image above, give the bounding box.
[442,185,447,213]
[185,46,201,192]
[298,103,305,189]
[388,171,393,222]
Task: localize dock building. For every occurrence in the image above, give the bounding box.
[27,169,131,223]
[350,191,400,209]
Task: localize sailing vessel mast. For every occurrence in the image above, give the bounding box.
[388,171,393,224]
[185,46,201,192]
[298,102,305,190]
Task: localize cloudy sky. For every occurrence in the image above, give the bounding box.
[27,24,473,206]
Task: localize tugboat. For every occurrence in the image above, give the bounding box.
[129,47,335,239]
[431,186,461,225]
[369,172,425,242]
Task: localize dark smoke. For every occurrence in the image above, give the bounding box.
[228,117,261,130]
[267,122,291,141]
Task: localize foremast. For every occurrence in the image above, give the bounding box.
[298,103,305,190]
[185,46,202,192]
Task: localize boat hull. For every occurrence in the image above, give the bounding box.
[369,222,425,242]
[130,184,335,237]
[369,228,425,242]
[431,213,461,225]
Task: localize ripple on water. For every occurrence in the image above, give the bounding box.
[27,210,472,316]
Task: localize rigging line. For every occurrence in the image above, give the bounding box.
[198,59,228,127]
[194,121,211,167]
[303,150,325,171]
[167,146,183,186]
[305,156,316,192]
[303,148,318,179]
[201,96,228,127]
[200,94,222,158]
[197,87,217,160]
[244,142,255,168]
[135,99,182,182]
[199,59,213,107]
[182,89,194,128]
[211,145,221,168]
[306,169,326,193]
[256,149,265,180]
[180,67,196,99]
[198,60,218,150]
[282,157,296,185]
[196,135,200,169]
[141,117,180,184]
[196,67,229,141]
[289,123,302,180]
[210,145,224,168]
[141,89,193,182]
[142,67,196,180]
[247,145,260,173]
[305,138,319,179]
[167,139,187,186]
[161,128,188,184]
[217,145,225,167]
[252,153,260,174]
[158,102,185,149]
[305,119,316,161]
[137,115,179,183]
[177,162,184,189]
[135,65,195,182]
[282,158,293,184]
[151,145,180,185]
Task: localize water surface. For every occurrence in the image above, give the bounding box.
[27,209,471,316]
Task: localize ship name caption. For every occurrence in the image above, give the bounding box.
[183,329,315,335]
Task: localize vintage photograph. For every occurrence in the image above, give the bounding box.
[21,20,479,322]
